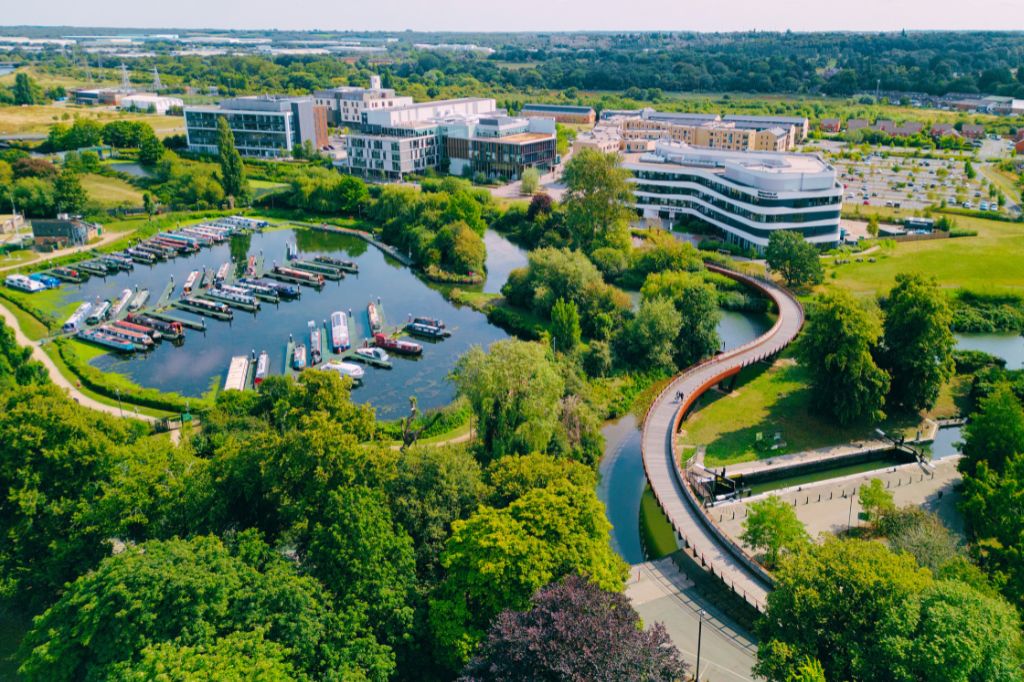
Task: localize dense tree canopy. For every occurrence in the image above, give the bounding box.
[766,231,823,287]
[561,149,633,253]
[797,289,890,425]
[879,273,956,412]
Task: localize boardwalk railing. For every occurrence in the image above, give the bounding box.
[640,264,805,612]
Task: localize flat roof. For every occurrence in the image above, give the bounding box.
[723,114,809,125]
[621,144,829,176]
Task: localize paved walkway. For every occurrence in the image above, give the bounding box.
[0,301,155,423]
[627,558,757,681]
[0,230,128,274]
[716,456,963,543]
[641,266,804,611]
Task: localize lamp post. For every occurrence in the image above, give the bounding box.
[115,388,123,418]
[695,608,707,681]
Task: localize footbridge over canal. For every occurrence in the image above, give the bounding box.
[641,264,805,611]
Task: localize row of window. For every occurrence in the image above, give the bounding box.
[634,187,840,224]
[631,170,840,208]
[636,198,838,240]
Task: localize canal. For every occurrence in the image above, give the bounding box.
[597,310,774,565]
[955,332,1024,370]
[61,227,527,418]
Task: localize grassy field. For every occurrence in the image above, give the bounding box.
[681,355,926,467]
[80,173,145,207]
[979,165,1022,204]
[0,103,184,137]
[826,215,1024,298]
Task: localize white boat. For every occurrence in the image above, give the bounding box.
[320,360,365,383]
[330,311,350,352]
[254,351,270,386]
[354,346,389,363]
[224,356,249,392]
[110,288,133,318]
[183,270,200,294]
[128,288,150,311]
[4,274,45,293]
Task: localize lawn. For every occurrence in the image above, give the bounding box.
[825,216,1024,298]
[250,179,290,199]
[80,173,145,207]
[0,103,183,137]
[680,355,924,467]
[979,164,1021,204]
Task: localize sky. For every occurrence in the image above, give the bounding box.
[4,0,1024,33]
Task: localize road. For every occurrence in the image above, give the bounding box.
[0,300,155,423]
[0,230,129,274]
[641,266,804,610]
[628,559,757,681]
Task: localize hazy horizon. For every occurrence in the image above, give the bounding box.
[3,0,1024,34]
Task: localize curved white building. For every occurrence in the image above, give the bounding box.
[622,141,842,251]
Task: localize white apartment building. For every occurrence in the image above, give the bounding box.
[622,141,842,251]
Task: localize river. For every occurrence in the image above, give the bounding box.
[597,310,774,564]
[955,332,1024,370]
[65,227,527,418]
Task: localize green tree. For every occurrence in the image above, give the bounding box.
[216,116,249,203]
[797,289,890,425]
[614,297,683,373]
[137,130,165,166]
[486,452,596,507]
[107,630,298,682]
[859,477,895,523]
[435,220,485,274]
[429,480,627,670]
[562,148,633,252]
[452,340,564,462]
[765,231,823,287]
[335,174,369,214]
[520,166,540,195]
[53,168,87,214]
[740,495,809,568]
[12,72,41,105]
[879,273,955,412]
[306,486,417,650]
[642,271,721,367]
[867,214,880,237]
[18,534,393,681]
[787,658,826,682]
[755,538,932,682]
[550,297,582,353]
[960,382,1024,475]
[964,160,977,180]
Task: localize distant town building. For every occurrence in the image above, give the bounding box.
[31,215,98,248]
[573,109,804,155]
[621,141,842,252]
[0,213,24,234]
[847,118,870,132]
[961,123,986,139]
[184,95,328,158]
[819,118,841,133]
[892,121,923,137]
[71,88,124,106]
[520,103,596,125]
[119,93,183,115]
[931,123,958,137]
[313,75,413,127]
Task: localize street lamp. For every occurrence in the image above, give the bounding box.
[695,608,707,681]
[115,388,123,418]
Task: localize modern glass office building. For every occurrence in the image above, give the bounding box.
[184,96,326,158]
[622,141,843,251]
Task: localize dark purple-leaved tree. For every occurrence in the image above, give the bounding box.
[460,574,689,682]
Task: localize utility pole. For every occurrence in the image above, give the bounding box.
[695,609,707,681]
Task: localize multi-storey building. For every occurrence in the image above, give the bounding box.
[577,109,804,156]
[622,141,842,252]
[313,75,413,127]
[345,98,556,180]
[184,95,328,158]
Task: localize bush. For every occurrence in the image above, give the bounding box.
[485,305,543,341]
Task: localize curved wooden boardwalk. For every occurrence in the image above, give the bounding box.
[641,265,804,611]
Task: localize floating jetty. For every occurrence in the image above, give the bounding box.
[292,259,344,280]
[224,355,250,392]
[146,310,206,332]
[173,297,234,320]
[314,255,359,274]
